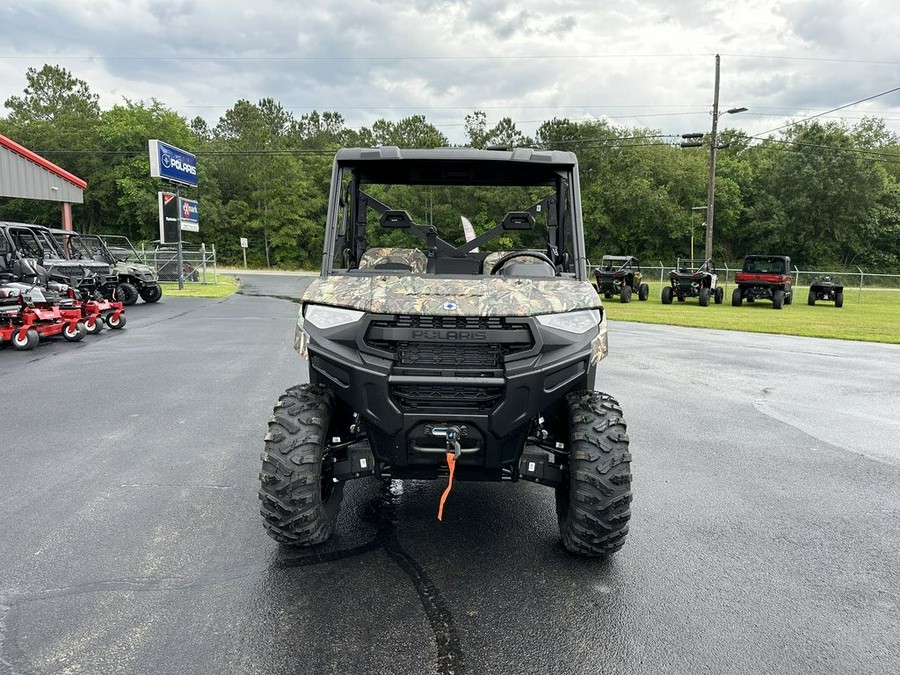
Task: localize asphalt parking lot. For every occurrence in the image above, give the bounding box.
[1,273,898,674]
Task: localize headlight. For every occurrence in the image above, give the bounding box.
[295,305,366,360]
[535,309,601,334]
[304,305,365,329]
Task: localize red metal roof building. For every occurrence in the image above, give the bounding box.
[0,132,86,230]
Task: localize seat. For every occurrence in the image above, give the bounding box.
[358,248,427,274]
[481,251,511,274]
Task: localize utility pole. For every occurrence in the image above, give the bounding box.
[705,54,721,263]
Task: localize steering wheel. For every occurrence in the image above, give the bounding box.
[489,250,556,275]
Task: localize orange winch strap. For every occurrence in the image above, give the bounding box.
[437,451,456,521]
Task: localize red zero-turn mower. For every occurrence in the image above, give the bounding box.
[37,260,126,334]
[76,294,126,333]
[36,269,126,334]
[0,283,86,350]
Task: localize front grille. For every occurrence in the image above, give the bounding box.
[48,264,83,278]
[398,342,501,369]
[366,315,533,356]
[366,314,534,414]
[392,385,503,412]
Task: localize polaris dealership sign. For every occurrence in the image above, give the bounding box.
[149,139,198,187]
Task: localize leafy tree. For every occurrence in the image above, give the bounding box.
[359,115,448,148]
[0,64,102,226]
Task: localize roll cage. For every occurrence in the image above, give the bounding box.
[321,147,588,280]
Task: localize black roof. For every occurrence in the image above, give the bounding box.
[334,146,577,166]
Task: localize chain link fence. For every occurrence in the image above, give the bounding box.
[135,243,218,284]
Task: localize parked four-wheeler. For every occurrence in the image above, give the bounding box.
[258,147,632,558]
[93,234,163,304]
[732,255,793,309]
[594,255,649,303]
[661,258,723,306]
[19,224,120,300]
[808,276,844,307]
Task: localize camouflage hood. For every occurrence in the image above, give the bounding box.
[302,275,601,316]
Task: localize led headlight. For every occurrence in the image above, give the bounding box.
[304,305,365,329]
[294,305,366,360]
[535,309,601,334]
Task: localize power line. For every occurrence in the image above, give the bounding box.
[758,84,900,136]
[747,135,900,161]
[720,52,900,66]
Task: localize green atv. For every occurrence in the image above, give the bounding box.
[258,147,633,558]
[94,235,162,305]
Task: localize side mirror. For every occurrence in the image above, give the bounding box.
[501,211,535,230]
[380,210,413,229]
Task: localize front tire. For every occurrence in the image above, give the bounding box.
[714,287,724,304]
[116,282,139,306]
[140,285,163,303]
[808,290,816,306]
[12,328,40,351]
[556,392,632,558]
[620,285,632,303]
[105,312,126,329]
[835,292,844,308]
[638,283,649,301]
[259,384,345,546]
[63,321,87,342]
[85,316,103,334]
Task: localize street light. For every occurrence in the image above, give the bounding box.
[704,53,747,261]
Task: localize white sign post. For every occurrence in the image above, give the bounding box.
[240,238,248,269]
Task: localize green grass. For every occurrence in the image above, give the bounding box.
[159,275,239,298]
[602,283,900,344]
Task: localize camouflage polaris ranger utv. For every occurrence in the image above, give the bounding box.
[259,147,632,558]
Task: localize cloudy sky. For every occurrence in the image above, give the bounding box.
[1,0,899,145]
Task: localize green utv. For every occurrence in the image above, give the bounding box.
[259,147,633,557]
[88,234,162,305]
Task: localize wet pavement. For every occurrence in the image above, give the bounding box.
[0,273,898,674]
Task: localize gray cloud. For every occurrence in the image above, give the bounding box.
[1,0,898,144]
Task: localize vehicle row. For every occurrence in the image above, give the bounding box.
[0,222,134,351]
[594,254,843,309]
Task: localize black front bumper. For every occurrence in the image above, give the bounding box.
[305,313,597,476]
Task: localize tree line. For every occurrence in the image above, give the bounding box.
[2,64,899,271]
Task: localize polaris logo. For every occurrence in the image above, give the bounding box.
[162,153,197,175]
[411,329,488,341]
